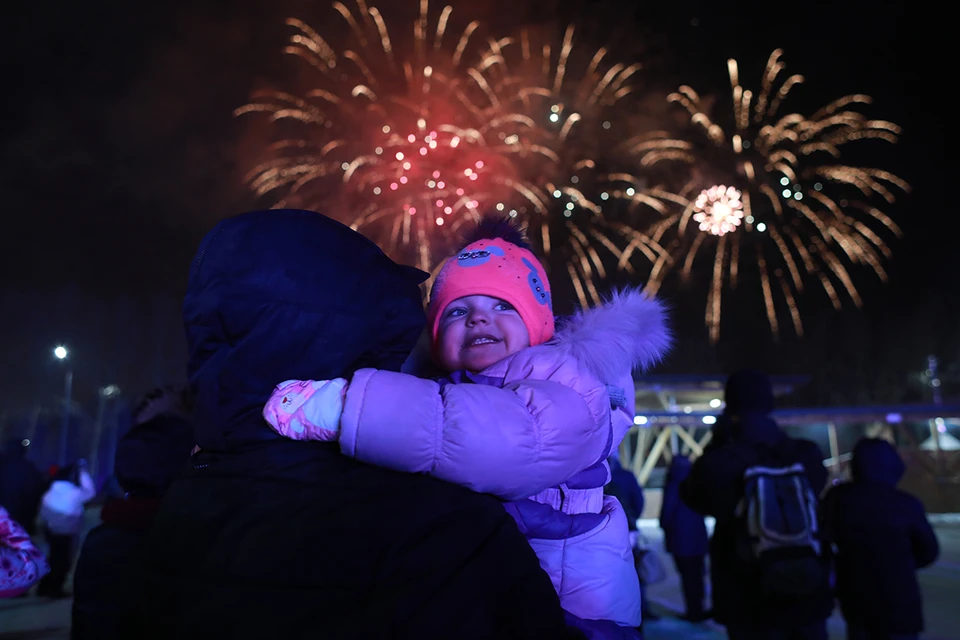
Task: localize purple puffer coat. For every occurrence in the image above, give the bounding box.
[338,289,671,628]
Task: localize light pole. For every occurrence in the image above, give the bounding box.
[54,346,72,467]
[90,384,121,479]
[927,355,943,406]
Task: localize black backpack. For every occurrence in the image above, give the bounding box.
[735,452,824,597]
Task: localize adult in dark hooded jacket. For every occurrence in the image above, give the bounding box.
[138,210,582,640]
[681,370,833,639]
[72,410,195,640]
[659,456,709,621]
[822,438,939,639]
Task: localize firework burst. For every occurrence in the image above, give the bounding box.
[238,2,666,306]
[480,25,669,307]
[631,49,908,341]
[693,185,744,236]
[237,0,530,270]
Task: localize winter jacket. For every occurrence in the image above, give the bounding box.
[681,412,833,629]
[337,289,671,628]
[659,456,708,557]
[823,438,939,634]
[138,210,584,640]
[40,470,95,535]
[0,505,50,597]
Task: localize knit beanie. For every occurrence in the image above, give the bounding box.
[427,232,554,348]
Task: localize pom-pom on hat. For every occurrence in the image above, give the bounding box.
[427,216,554,347]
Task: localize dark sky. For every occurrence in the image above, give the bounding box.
[0,0,953,415]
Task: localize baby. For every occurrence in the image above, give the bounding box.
[264,217,670,635]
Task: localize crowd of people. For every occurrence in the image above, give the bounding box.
[0,209,943,640]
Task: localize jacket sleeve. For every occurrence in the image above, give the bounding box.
[339,367,610,500]
[907,497,940,569]
[680,450,739,518]
[78,470,96,503]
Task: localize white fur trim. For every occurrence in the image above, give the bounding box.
[553,288,672,382]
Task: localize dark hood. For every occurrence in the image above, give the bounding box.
[724,369,775,415]
[851,438,905,486]
[183,210,428,451]
[728,412,785,448]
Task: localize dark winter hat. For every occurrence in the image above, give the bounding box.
[114,413,196,497]
[851,437,905,486]
[723,369,775,415]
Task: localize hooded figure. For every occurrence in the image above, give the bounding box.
[659,456,709,621]
[823,438,939,637]
[660,456,707,557]
[137,210,581,640]
[681,370,833,636]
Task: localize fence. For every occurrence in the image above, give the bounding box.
[619,403,960,512]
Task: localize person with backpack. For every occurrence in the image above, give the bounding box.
[681,370,833,640]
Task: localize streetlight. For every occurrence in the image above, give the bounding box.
[54,346,72,466]
[91,384,121,479]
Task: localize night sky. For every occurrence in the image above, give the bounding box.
[0,0,953,417]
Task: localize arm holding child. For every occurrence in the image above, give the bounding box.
[265,347,613,500]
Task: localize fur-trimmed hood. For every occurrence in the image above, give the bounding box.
[552,287,671,384]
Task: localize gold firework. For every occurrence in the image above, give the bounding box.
[237,0,527,271]
[237,2,666,307]
[480,25,668,307]
[632,49,908,341]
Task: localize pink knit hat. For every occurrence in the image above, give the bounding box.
[427,237,554,347]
